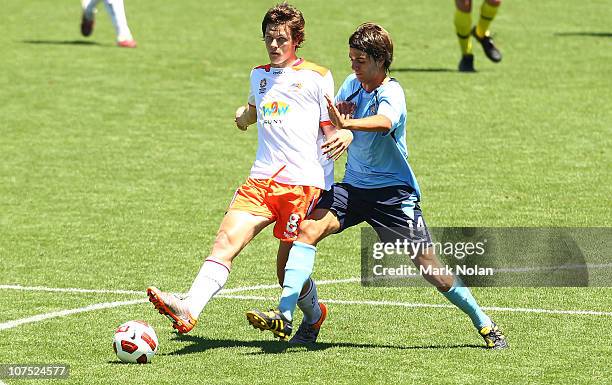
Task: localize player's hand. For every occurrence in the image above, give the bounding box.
[235,105,249,131]
[324,94,348,129]
[322,129,353,161]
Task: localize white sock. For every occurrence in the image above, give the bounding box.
[297,278,322,324]
[103,0,133,41]
[185,258,230,319]
[83,0,101,19]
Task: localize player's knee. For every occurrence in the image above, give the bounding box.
[211,230,237,263]
[213,229,230,248]
[296,219,325,245]
[456,0,471,12]
[414,251,433,264]
[437,281,453,292]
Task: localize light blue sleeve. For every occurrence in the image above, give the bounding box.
[376,83,405,129]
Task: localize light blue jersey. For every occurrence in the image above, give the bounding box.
[336,73,421,196]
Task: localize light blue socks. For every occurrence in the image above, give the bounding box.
[279,241,316,321]
[441,278,492,329]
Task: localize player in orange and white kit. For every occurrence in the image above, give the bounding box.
[146,3,353,334]
[80,0,136,48]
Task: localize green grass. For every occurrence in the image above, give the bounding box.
[1,0,611,384]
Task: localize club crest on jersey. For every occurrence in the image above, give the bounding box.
[290,82,303,91]
[262,101,290,117]
[259,79,267,94]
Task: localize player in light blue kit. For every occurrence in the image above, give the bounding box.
[248,22,508,349]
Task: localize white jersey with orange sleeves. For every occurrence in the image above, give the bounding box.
[247,58,334,190]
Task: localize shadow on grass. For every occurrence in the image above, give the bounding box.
[21,39,104,46]
[107,360,134,365]
[390,67,455,73]
[554,32,612,38]
[167,334,484,355]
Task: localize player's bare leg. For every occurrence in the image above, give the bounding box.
[102,0,137,47]
[149,210,273,333]
[276,241,295,288]
[296,208,341,246]
[411,246,455,291]
[208,210,274,268]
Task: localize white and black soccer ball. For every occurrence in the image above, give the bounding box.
[113,320,158,364]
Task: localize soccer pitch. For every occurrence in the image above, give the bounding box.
[1,0,611,384]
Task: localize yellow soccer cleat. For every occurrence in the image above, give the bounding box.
[246,308,293,341]
[479,322,508,349]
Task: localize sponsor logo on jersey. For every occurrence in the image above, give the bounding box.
[262,101,290,117]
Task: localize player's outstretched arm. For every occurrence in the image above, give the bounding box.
[324,95,391,132]
[321,124,352,161]
[235,104,257,131]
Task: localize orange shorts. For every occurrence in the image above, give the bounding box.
[228,178,321,242]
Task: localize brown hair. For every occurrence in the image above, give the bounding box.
[262,3,305,48]
[349,23,394,71]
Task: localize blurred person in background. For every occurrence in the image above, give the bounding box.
[454,0,502,72]
[80,0,137,48]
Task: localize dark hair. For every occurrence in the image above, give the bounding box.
[349,23,394,71]
[261,3,305,48]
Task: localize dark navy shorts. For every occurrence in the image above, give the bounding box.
[316,183,432,244]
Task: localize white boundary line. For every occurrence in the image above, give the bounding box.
[0,285,143,296]
[0,299,148,331]
[1,278,612,333]
[218,294,612,316]
[0,278,361,296]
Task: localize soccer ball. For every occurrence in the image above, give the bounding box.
[112,320,158,364]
